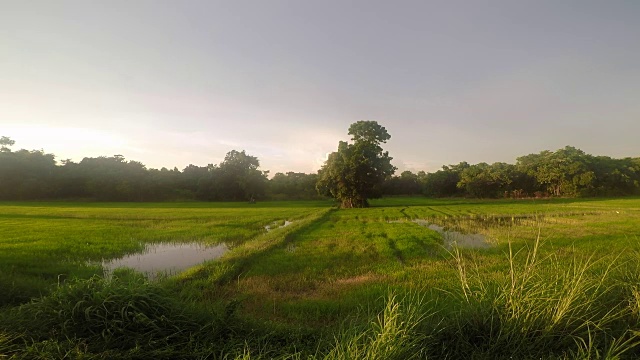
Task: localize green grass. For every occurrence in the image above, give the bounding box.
[0,201,329,305]
[2,197,640,358]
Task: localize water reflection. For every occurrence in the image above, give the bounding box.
[413,219,491,249]
[265,220,293,232]
[418,212,601,234]
[102,242,228,279]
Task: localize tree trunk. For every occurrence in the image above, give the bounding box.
[341,197,369,208]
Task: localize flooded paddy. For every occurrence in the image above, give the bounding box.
[421,214,545,232]
[422,211,604,231]
[265,220,293,232]
[409,212,606,249]
[412,219,491,249]
[102,242,228,279]
[102,218,295,278]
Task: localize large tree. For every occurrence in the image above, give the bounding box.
[317,121,396,208]
[421,162,469,197]
[197,150,268,201]
[517,146,594,197]
[0,137,57,200]
[269,172,319,200]
[457,162,517,198]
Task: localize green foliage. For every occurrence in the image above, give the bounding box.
[317,121,396,208]
[420,162,469,197]
[0,136,15,152]
[0,147,57,200]
[0,201,327,306]
[0,331,20,358]
[2,134,640,201]
[268,172,321,200]
[0,271,253,359]
[68,155,150,200]
[5,272,207,348]
[456,162,518,198]
[0,136,276,201]
[517,146,593,197]
[197,150,269,201]
[426,239,640,359]
[382,170,422,195]
[387,146,640,199]
[324,294,429,360]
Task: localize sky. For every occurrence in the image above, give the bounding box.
[1,1,639,175]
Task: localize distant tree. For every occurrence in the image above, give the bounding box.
[586,156,640,196]
[317,121,396,208]
[457,163,496,198]
[74,156,150,201]
[457,162,517,198]
[180,164,209,198]
[219,150,268,201]
[268,172,320,200]
[382,170,421,195]
[0,144,57,200]
[421,162,469,197]
[517,146,594,197]
[196,150,268,201]
[3,133,639,201]
[55,159,85,199]
[0,136,15,152]
[144,167,182,200]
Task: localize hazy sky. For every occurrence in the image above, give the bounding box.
[2,1,639,174]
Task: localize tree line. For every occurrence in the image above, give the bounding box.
[0,136,317,201]
[1,134,639,202]
[383,146,640,198]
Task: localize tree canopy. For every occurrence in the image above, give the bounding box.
[316,121,396,208]
[1,134,640,202]
[0,136,15,152]
[196,150,268,201]
[382,146,640,199]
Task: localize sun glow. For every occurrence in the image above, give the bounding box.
[3,125,129,160]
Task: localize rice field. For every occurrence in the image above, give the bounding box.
[1,197,640,359]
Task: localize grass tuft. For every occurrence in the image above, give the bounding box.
[1,269,231,358]
[324,293,429,360]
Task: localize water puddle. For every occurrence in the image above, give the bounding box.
[102,242,228,279]
[428,214,543,231]
[420,212,603,231]
[265,220,293,232]
[404,211,604,249]
[413,219,491,249]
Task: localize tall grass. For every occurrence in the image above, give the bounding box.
[323,293,429,360]
[317,239,640,359]
[432,233,640,359]
[0,332,19,359]
[0,269,238,359]
[227,294,432,360]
